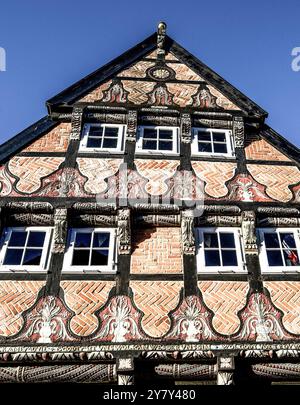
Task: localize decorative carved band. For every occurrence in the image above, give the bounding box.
[127,110,138,142]
[181,113,192,143]
[5,202,53,212]
[53,208,68,253]
[241,211,258,253]
[233,116,244,148]
[257,207,300,216]
[70,106,84,140]
[257,217,300,227]
[7,213,53,226]
[181,210,195,255]
[132,203,180,213]
[200,205,241,215]
[251,363,300,379]
[155,363,216,379]
[135,214,180,226]
[72,203,117,213]
[117,209,131,254]
[72,214,117,226]
[85,112,127,124]
[195,215,241,227]
[139,115,179,126]
[193,119,232,129]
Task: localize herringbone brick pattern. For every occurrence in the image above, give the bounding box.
[79,81,112,102]
[61,281,114,336]
[131,227,182,274]
[245,135,290,161]
[247,164,300,202]
[123,80,154,104]
[23,123,72,152]
[135,159,179,196]
[130,281,183,337]
[0,281,44,336]
[264,282,300,335]
[198,281,249,335]
[171,63,203,81]
[8,157,64,194]
[167,83,199,107]
[192,161,237,198]
[77,158,123,194]
[117,61,154,78]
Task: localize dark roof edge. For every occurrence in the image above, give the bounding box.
[46,33,157,109]
[0,116,57,163]
[168,38,268,118]
[260,125,300,164]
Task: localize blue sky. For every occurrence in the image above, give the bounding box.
[0,0,299,147]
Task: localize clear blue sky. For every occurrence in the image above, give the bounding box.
[0,0,299,147]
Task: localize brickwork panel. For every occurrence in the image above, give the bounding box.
[192,161,237,198]
[0,281,45,336]
[198,281,249,335]
[8,157,64,194]
[23,123,72,152]
[117,61,154,78]
[264,281,300,335]
[131,281,183,337]
[61,281,114,337]
[247,164,300,202]
[245,135,291,161]
[131,227,182,274]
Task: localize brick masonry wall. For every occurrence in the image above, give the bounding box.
[198,281,249,335]
[264,281,300,335]
[61,281,115,337]
[131,227,183,274]
[22,123,72,153]
[130,281,183,337]
[0,281,45,337]
[245,135,291,161]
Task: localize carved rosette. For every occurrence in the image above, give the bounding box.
[233,116,244,148]
[117,209,131,254]
[181,113,192,143]
[241,210,258,254]
[181,210,195,255]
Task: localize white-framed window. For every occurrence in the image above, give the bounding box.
[136,126,179,155]
[63,228,116,273]
[258,228,300,273]
[79,123,126,153]
[196,227,245,273]
[0,227,52,272]
[191,128,234,157]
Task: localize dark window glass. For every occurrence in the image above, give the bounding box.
[214,143,227,153]
[143,128,157,139]
[222,250,238,266]
[280,233,296,249]
[8,231,27,247]
[93,233,110,248]
[72,250,90,266]
[159,141,173,150]
[102,138,118,149]
[3,249,23,265]
[220,233,235,248]
[159,129,173,140]
[91,250,109,265]
[87,138,102,148]
[205,250,221,266]
[197,132,211,141]
[27,231,45,248]
[266,250,283,266]
[198,142,212,153]
[143,140,157,150]
[74,233,92,248]
[89,127,103,137]
[23,249,42,266]
[264,233,280,248]
[213,132,226,142]
[104,127,118,137]
[204,233,219,248]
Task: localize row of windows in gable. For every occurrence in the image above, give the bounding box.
[79,124,234,157]
[0,227,299,274]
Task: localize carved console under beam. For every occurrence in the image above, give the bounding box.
[251,363,300,380]
[257,207,300,217]
[155,363,217,380]
[72,203,117,213]
[258,217,300,227]
[71,214,117,227]
[4,202,53,213]
[195,215,241,227]
[7,213,53,226]
[135,214,180,226]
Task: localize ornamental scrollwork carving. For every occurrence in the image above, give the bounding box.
[181,113,192,143]
[101,79,129,103]
[241,210,257,253]
[117,209,131,254]
[53,208,67,253]
[70,106,84,140]
[190,83,219,108]
[181,210,195,255]
[233,116,244,148]
[126,110,138,142]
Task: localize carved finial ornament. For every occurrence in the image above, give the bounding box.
[157,21,167,61]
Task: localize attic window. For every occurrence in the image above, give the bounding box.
[136,126,179,155]
[79,123,126,153]
[191,128,234,157]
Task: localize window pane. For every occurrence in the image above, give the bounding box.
[204,233,219,248]
[220,233,235,248]
[91,250,109,266]
[283,250,299,266]
[212,132,226,142]
[266,250,283,266]
[197,132,211,141]
[74,232,92,248]
[104,127,118,137]
[280,233,296,249]
[143,140,157,150]
[198,142,212,152]
[72,250,90,266]
[143,128,157,139]
[87,137,102,148]
[89,126,103,137]
[93,233,110,248]
[264,233,280,248]
[222,250,238,266]
[23,249,42,266]
[159,129,173,140]
[159,141,173,150]
[3,249,23,265]
[102,138,118,149]
[214,143,228,153]
[205,250,221,266]
[27,231,46,247]
[8,231,27,247]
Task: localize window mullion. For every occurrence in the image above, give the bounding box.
[20,230,30,266]
[217,231,223,267]
[277,231,286,267]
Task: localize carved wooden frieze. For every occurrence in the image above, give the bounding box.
[5,202,53,212]
[72,214,117,227]
[195,215,241,227]
[7,213,53,226]
[258,217,300,227]
[135,214,180,226]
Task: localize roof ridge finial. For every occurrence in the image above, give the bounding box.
[157,21,167,62]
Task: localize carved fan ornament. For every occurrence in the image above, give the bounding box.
[101,79,129,103]
[190,83,220,109]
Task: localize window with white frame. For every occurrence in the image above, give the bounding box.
[79,123,126,152]
[191,128,234,157]
[196,228,245,272]
[63,228,116,272]
[0,227,52,271]
[136,126,179,154]
[258,228,300,272]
